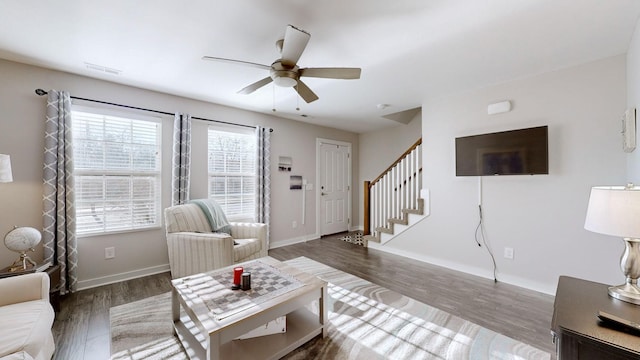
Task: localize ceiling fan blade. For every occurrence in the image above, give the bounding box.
[202,56,271,71]
[238,76,273,94]
[299,67,361,79]
[295,80,319,103]
[280,25,310,67]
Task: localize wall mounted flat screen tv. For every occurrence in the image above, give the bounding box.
[455,126,548,176]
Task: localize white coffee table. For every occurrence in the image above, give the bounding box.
[171,257,327,360]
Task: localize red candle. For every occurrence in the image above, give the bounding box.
[233,267,243,285]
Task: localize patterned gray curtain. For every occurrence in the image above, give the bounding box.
[171,113,191,205]
[43,90,77,294]
[256,126,271,246]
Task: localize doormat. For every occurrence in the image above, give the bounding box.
[338,231,365,246]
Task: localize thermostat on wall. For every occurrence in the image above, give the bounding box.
[623,108,636,153]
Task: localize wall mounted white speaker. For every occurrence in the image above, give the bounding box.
[487,100,512,115]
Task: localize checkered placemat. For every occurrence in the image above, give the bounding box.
[180,260,304,320]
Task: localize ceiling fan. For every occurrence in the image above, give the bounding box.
[202,25,361,103]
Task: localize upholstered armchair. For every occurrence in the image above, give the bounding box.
[164,202,268,279]
[0,272,55,360]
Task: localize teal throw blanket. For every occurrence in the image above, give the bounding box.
[190,199,232,235]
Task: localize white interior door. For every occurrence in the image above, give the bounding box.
[318,139,351,236]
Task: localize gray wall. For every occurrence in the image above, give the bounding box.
[0,59,359,288]
[380,55,628,294]
[358,113,422,227]
[627,17,640,183]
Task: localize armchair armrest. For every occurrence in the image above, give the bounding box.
[230,222,268,257]
[0,272,49,307]
[166,232,235,279]
[1,351,36,360]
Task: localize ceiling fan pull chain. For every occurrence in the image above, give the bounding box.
[272,84,276,112]
[296,83,300,111]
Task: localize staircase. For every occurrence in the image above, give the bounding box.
[363,139,427,246]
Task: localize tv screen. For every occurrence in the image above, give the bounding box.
[455,126,548,176]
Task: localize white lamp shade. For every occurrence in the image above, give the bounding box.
[0,154,12,183]
[584,186,640,239]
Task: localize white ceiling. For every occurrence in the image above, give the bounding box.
[1,0,639,133]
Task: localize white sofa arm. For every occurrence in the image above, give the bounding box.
[0,272,49,307]
[167,232,235,279]
[1,351,36,360]
[230,222,268,256]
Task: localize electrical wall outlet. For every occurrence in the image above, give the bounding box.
[105,247,115,259]
[503,247,514,260]
[292,221,298,229]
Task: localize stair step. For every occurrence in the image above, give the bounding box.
[403,208,423,215]
[366,196,428,247]
[363,235,379,243]
[375,226,393,234]
[389,218,408,225]
[403,198,424,215]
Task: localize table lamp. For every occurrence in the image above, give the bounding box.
[584,184,640,305]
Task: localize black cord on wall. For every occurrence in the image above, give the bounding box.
[475,204,497,282]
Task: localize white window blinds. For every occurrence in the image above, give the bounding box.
[208,128,256,221]
[72,109,161,236]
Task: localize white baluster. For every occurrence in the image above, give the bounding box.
[393,166,397,220]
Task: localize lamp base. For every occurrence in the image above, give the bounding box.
[608,283,640,305]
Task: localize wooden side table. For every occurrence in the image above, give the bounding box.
[0,263,61,312]
[44,264,61,312]
[551,276,640,359]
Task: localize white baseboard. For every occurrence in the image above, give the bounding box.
[368,242,555,295]
[77,263,171,291]
[269,234,319,249]
[270,226,364,249]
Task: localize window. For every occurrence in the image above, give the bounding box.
[208,127,256,221]
[71,108,161,236]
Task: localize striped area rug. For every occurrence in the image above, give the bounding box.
[110,257,550,359]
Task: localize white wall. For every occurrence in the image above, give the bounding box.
[0,59,358,288]
[627,18,640,182]
[383,55,628,295]
[358,113,422,226]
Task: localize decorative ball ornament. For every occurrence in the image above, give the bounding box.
[4,227,41,272]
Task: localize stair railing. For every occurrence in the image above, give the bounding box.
[364,138,422,236]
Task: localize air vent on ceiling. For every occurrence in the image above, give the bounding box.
[85,62,122,76]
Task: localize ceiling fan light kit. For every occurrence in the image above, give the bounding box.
[270,62,298,87]
[273,77,297,87]
[203,24,361,104]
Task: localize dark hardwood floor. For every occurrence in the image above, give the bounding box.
[270,236,556,356]
[52,270,173,360]
[51,234,556,359]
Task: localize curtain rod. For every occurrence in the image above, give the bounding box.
[34,89,272,132]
